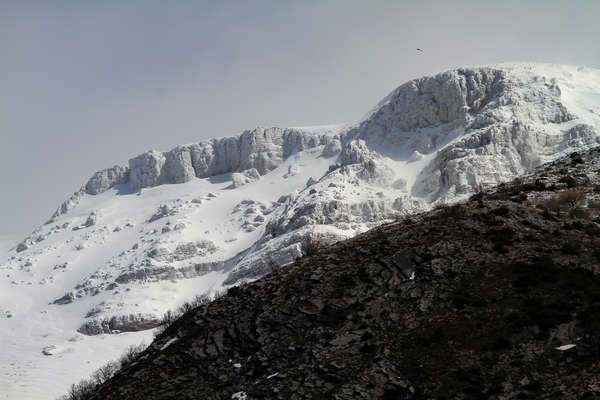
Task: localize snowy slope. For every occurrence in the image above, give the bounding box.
[1,63,600,399]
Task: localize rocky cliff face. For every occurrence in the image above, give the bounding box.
[345,66,597,202]
[81,65,599,203]
[82,147,600,400]
[84,127,334,194]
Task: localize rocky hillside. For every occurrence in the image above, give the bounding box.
[2,63,600,399]
[83,147,600,400]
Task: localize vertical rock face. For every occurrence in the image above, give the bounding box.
[128,151,167,191]
[188,127,313,179]
[87,128,332,194]
[85,166,130,195]
[237,128,284,174]
[163,146,196,184]
[343,65,596,202]
[355,68,507,138]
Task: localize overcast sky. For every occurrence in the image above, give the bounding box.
[1,0,599,237]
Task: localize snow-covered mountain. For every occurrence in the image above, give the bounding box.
[1,63,600,399]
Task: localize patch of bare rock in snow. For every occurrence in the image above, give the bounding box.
[231,392,248,400]
[231,168,261,188]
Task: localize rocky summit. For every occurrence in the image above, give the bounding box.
[2,63,600,398]
[84,147,600,400]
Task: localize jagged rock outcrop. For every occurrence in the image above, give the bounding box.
[77,313,160,335]
[83,211,98,228]
[147,241,218,263]
[112,261,220,285]
[231,168,261,188]
[89,128,334,194]
[85,165,130,195]
[163,146,196,184]
[339,139,376,165]
[48,190,85,221]
[148,204,177,222]
[129,150,167,191]
[350,68,508,148]
[342,66,596,203]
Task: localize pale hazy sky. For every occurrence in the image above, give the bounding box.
[1,0,599,237]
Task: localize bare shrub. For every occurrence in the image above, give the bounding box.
[57,342,147,400]
[58,379,96,400]
[177,293,211,315]
[155,293,215,337]
[118,342,147,368]
[91,361,119,385]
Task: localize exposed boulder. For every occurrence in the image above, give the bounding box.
[52,291,75,305]
[16,242,29,253]
[41,345,57,356]
[231,168,261,188]
[148,205,177,223]
[83,211,98,228]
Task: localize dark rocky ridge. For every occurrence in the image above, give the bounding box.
[84,148,600,399]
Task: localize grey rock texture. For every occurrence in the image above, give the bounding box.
[353,67,507,140]
[85,165,129,195]
[48,190,85,221]
[231,168,261,188]
[112,262,219,285]
[129,151,167,191]
[148,205,177,223]
[15,242,29,253]
[83,127,334,195]
[77,313,160,335]
[83,211,98,228]
[339,66,593,204]
[163,146,196,185]
[52,292,75,305]
[339,139,377,165]
[188,127,330,178]
[147,241,218,263]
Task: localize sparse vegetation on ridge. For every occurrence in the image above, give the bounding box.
[56,147,600,400]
